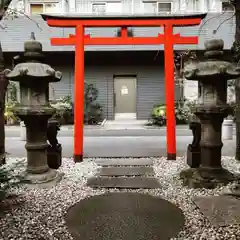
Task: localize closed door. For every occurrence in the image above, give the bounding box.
[114,77,136,113]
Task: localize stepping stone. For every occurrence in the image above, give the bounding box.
[95,158,153,166]
[194,196,240,227]
[66,192,185,240]
[87,176,160,189]
[97,166,154,176]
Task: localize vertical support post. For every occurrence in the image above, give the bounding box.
[164,24,176,160]
[121,27,128,38]
[74,25,84,162]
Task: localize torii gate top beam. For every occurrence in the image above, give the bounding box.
[41,13,207,27]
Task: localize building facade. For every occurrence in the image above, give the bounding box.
[19,0,234,15]
[2,0,236,120]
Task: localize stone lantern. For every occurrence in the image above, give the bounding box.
[5,33,63,187]
[180,39,240,189]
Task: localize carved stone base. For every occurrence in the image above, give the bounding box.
[24,168,64,189]
[186,144,201,168]
[47,144,62,169]
[180,167,238,189]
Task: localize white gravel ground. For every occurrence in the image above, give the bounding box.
[0,156,239,240]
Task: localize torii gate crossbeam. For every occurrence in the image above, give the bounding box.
[42,13,206,162]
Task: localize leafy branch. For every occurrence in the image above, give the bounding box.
[0,6,43,31]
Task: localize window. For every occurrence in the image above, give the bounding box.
[92,3,106,14]
[143,1,172,14]
[29,2,59,15]
[92,1,122,14]
[157,2,172,13]
[222,2,234,12]
[30,4,43,14]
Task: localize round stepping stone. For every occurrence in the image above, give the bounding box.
[66,192,185,240]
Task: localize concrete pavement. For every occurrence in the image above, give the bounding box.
[4,123,237,158]
[5,135,236,158]
[5,128,197,137]
[4,125,237,138]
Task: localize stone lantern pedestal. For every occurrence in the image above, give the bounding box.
[5,33,63,188]
[180,39,240,189]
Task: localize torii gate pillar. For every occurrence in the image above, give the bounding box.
[42,13,207,162]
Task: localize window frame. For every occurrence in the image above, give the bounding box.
[221,1,234,12]
[91,2,107,14]
[142,0,173,14]
[91,1,123,14]
[28,0,60,15]
[157,1,172,13]
[29,3,44,14]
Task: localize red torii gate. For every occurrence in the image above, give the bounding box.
[41,13,206,162]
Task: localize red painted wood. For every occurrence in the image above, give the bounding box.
[121,27,128,38]
[43,16,204,161]
[50,34,198,46]
[46,18,202,27]
[51,35,165,45]
[164,24,176,160]
[74,25,84,162]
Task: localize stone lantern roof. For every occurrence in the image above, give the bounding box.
[184,39,240,81]
[6,32,62,82]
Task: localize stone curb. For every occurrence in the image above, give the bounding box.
[4,125,104,131]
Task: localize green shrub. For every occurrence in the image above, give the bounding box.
[50,84,103,125]
[150,104,166,126]
[51,95,73,125]
[150,99,196,126]
[0,161,25,201]
[175,99,196,124]
[84,83,103,125]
